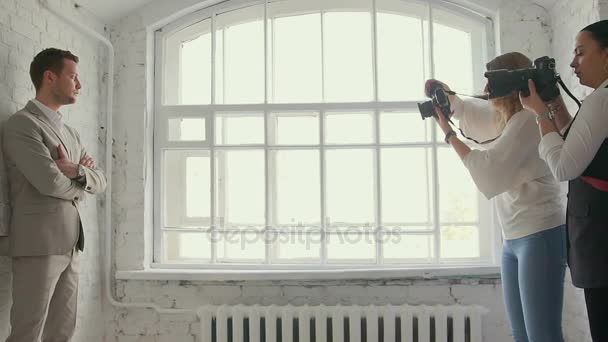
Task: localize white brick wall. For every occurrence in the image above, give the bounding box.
[1,0,603,341]
[498,0,553,58]
[104,278,508,341]
[0,0,107,341]
[109,13,148,274]
[551,0,600,108]
[600,0,608,22]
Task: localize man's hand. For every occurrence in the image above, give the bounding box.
[80,155,96,169]
[54,144,79,179]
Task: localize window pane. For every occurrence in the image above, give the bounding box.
[382,233,434,261]
[376,0,429,101]
[327,232,375,263]
[380,111,431,143]
[215,150,265,230]
[215,5,265,104]
[271,232,321,263]
[217,232,265,262]
[438,147,478,222]
[323,10,373,102]
[215,113,264,145]
[325,149,375,230]
[381,148,432,229]
[164,150,211,228]
[164,231,211,262]
[441,225,480,259]
[268,6,322,103]
[186,156,211,218]
[432,9,474,95]
[163,19,212,105]
[180,30,212,104]
[272,150,321,229]
[325,112,374,144]
[269,112,319,145]
[168,118,206,141]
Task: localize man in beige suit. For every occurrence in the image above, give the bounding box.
[2,48,106,342]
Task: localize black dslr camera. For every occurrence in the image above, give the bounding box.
[418,82,451,120]
[484,56,560,101]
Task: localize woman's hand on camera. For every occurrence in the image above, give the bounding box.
[425,79,450,97]
[520,79,548,115]
[434,107,452,134]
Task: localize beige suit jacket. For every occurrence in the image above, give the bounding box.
[2,101,106,256]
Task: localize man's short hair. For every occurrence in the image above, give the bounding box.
[29,48,79,91]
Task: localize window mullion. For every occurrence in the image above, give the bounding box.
[371,0,382,265]
[210,124,217,264]
[428,5,442,263]
[371,0,379,103]
[320,9,326,102]
[270,17,276,104]
[265,134,274,265]
[210,13,218,265]
[264,0,269,105]
[319,7,327,266]
[154,31,164,263]
[320,108,327,265]
[264,0,272,265]
[211,14,216,106]
[222,29,227,104]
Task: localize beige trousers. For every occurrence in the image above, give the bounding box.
[6,250,80,342]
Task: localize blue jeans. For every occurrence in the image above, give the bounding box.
[501,225,567,342]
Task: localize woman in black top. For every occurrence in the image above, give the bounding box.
[521,20,608,341]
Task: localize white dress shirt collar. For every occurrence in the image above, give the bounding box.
[31,98,64,129]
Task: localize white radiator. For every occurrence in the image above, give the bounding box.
[199,304,486,342]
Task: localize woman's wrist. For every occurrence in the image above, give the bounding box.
[444,130,457,144]
[531,103,549,116]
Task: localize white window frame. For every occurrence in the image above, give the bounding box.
[153,0,498,269]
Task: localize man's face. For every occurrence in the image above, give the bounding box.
[49,59,81,105]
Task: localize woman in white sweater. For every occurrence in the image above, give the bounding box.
[427,52,566,342]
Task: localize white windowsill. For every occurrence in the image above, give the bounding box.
[116,265,501,282]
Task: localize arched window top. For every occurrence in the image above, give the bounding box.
[158,0,492,105]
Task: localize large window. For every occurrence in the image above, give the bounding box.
[154,0,495,268]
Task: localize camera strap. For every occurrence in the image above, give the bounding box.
[447,115,501,145]
[445,90,489,100]
[557,77,582,108]
[442,91,501,145]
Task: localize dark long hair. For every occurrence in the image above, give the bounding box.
[581,20,608,49]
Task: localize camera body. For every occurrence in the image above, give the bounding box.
[484,56,560,101]
[418,82,451,120]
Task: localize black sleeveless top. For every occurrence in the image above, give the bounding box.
[562,87,608,288]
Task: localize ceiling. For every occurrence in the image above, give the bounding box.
[75,0,156,23]
[531,0,558,10]
[76,0,558,24]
